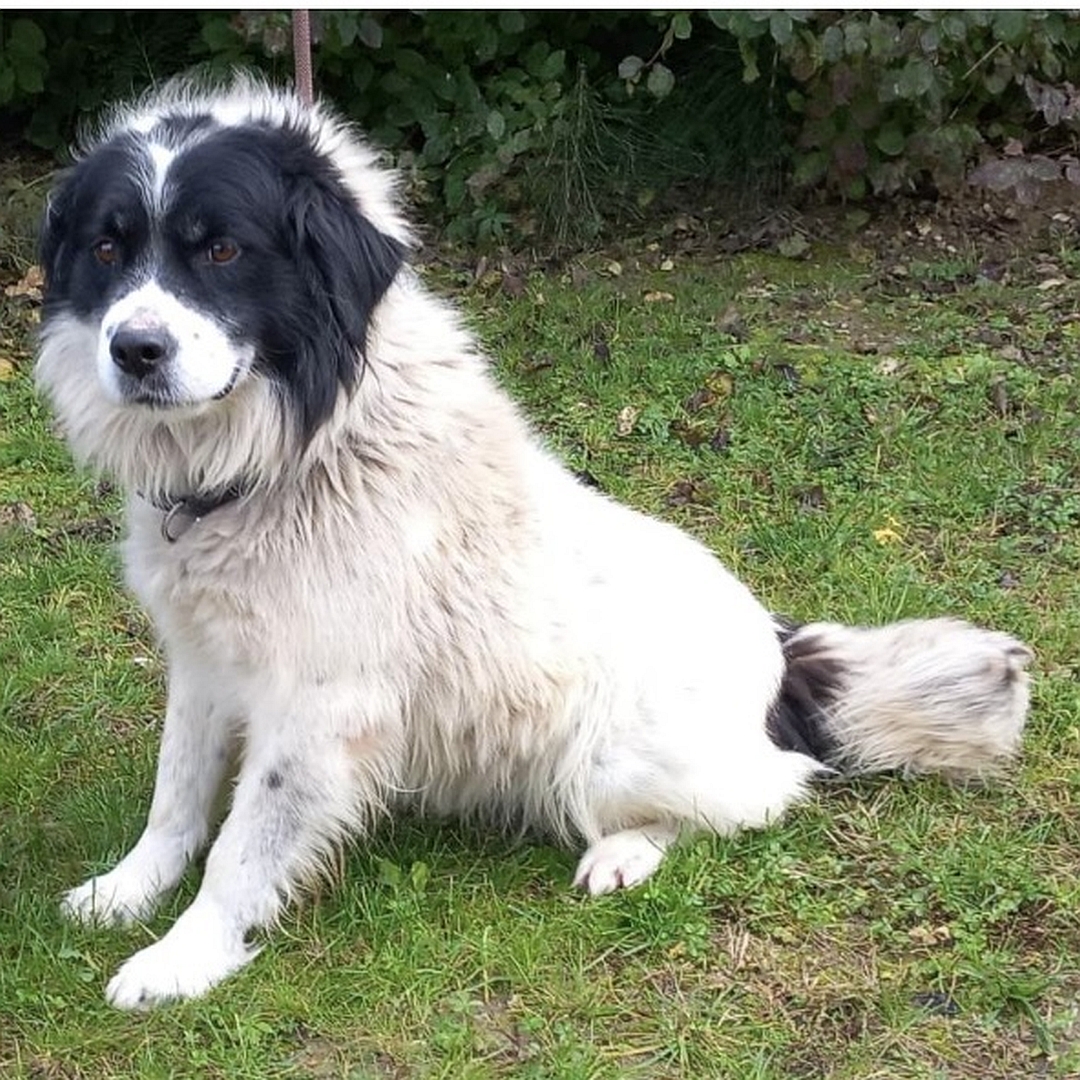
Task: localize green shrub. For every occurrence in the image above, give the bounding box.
[704,10,1080,200]
[3,10,1079,246]
[0,12,209,148]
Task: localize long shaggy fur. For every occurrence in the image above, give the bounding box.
[36,77,1032,1009]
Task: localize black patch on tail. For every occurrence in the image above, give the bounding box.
[766,619,845,765]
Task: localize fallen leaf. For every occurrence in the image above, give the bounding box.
[873,516,903,545]
[777,233,810,259]
[683,387,715,414]
[665,479,702,506]
[659,257,675,271]
[522,353,555,374]
[705,370,734,398]
[500,272,525,297]
[0,357,15,381]
[604,260,623,277]
[670,418,708,447]
[4,265,44,300]
[643,291,674,303]
[845,208,871,231]
[616,405,639,436]
[708,427,731,452]
[908,925,953,947]
[0,502,36,530]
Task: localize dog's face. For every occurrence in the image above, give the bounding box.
[40,117,405,439]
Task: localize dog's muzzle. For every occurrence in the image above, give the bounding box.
[110,322,178,379]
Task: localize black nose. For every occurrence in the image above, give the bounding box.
[110,325,177,377]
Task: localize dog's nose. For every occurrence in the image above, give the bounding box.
[110,325,177,377]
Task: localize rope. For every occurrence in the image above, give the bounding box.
[292,10,314,106]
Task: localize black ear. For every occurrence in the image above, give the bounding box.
[39,172,74,303]
[287,177,405,440]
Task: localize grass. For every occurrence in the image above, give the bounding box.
[2,216,1080,1078]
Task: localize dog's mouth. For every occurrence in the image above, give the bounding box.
[110,355,250,411]
[112,365,244,411]
[114,369,183,409]
[211,362,244,400]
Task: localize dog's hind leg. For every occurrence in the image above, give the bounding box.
[103,702,396,1009]
[62,655,235,926]
[570,741,816,897]
[569,704,820,897]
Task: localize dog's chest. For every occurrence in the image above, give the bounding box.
[121,515,285,669]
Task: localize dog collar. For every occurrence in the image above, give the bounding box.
[143,485,247,543]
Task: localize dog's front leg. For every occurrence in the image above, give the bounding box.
[63,655,235,926]
[103,707,379,1009]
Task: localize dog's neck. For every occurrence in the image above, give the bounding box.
[142,484,248,542]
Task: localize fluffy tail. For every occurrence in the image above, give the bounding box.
[767,618,1032,778]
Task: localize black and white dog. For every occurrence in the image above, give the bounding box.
[37,78,1032,1009]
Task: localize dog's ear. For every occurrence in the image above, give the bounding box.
[39,174,74,301]
[286,176,405,439]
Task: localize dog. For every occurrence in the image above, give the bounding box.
[36,78,1032,1009]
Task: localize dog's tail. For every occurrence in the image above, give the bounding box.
[767,618,1032,778]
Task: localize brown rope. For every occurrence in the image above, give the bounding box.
[292,10,314,106]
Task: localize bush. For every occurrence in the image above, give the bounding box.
[3,10,1080,246]
[1,10,784,245]
[704,10,1080,201]
[0,12,215,148]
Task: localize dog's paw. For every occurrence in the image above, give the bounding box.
[62,869,162,927]
[105,908,255,1009]
[573,827,674,896]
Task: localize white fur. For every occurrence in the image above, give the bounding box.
[39,80,1032,1008]
[105,896,257,1009]
[793,619,1032,775]
[145,142,176,209]
[98,279,252,407]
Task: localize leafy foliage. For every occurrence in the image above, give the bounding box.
[0,12,217,149]
[3,10,1080,243]
[702,10,1080,200]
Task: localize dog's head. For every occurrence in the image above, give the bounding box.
[39,82,408,446]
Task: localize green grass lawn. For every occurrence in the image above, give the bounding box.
[2,226,1079,1078]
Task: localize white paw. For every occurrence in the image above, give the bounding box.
[62,869,163,927]
[104,906,255,1009]
[573,827,675,896]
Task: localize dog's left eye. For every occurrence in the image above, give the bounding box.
[208,239,240,265]
[93,238,119,265]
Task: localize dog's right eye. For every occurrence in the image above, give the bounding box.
[93,238,119,266]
